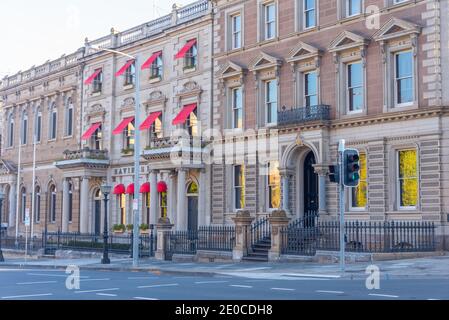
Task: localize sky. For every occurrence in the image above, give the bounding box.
[0,0,193,79]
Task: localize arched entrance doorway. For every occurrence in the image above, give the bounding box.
[93,189,102,235]
[303,151,318,223]
[187,181,199,231]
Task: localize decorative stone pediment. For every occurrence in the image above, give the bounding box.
[287,41,322,64]
[372,18,421,42]
[249,52,282,73]
[87,104,105,116]
[218,61,245,80]
[122,97,135,108]
[0,159,17,175]
[145,90,167,108]
[328,31,369,53]
[177,81,202,100]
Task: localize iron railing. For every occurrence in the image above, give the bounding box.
[277,104,330,126]
[250,216,271,248]
[281,219,436,255]
[281,211,320,256]
[1,236,43,252]
[165,230,198,256]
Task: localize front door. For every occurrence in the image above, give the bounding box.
[304,151,318,224]
[94,200,101,235]
[187,196,198,232]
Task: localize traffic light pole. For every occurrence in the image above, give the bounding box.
[338,139,346,272]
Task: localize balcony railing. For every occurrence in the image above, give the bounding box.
[277,104,330,127]
[143,136,209,164]
[63,147,108,160]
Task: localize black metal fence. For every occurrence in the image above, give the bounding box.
[281,211,320,256]
[251,216,271,248]
[281,219,436,255]
[278,104,330,126]
[165,226,236,259]
[43,231,157,257]
[1,236,43,252]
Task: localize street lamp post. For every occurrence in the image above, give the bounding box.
[88,45,141,267]
[0,192,5,262]
[100,184,112,264]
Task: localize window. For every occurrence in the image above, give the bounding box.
[150,114,163,142]
[65,98,74,136]
[397,149,418,209]
[124,120,135,150]
[49,104,57,140]
[303,0,316,29]
[160,192,167,219]
[265,79,278,124]
[49,185,57,223]
[120,194,126,225]
[232,87,243,129]
[264,2,276,40]
[68,182,73,223]
[393,0,408,4]
[304,71,318,107]
[151,53,163,79]
[347,62,363,113]
[35,110,42,143]
[21,112,28,145]
[394,51,414,106]
[21,187,27,222]
[351,152,367,209]
[185,41,198,69]
[35,186,41,223]
[345,0,362,17]
[145,192,150,225]
[125,61,136,86]
[7,114,14,147]
[92,125,102,150]
[234,165,245,210]
[231,14,242,49]
[268,161,281,209]
[186,109,198,136]
[93,70,103,93]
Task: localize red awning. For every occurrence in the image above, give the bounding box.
[126,183,135,195]
[113,184,126,195]
[140,112,162,130]
[113,117,134,135]
[172,103,197,125]
[175,39,197,59]
[157,181,167,193]
[140,182,150,194]
[115,60,135,77]
[81,123,101,140]
[141,51,162,70]
[84,69,102,85]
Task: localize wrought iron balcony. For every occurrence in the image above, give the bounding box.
[55,147,109,169]
[277,104,330,127]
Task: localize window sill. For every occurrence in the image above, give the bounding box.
[387,1,412,12]
[297,26,318,35]
[63,135,73,140]
[227,47,244,54]
[257,37,277,47]
[48,139,57,143]
[124,84,134,90]
[183,66,197,73]
[149,76,162,84]
[338,14,363,25]
[91,91,102,97]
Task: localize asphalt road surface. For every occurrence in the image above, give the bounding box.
[0,267,448,300]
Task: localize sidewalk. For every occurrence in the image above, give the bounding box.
[1,251,448,280]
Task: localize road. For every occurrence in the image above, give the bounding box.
[0,267,448,300]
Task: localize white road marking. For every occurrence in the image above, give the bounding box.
[17,281,58,285]
[271,288,295,291]
[230,285,253,288]
[316,290,345,294]
[368,293,399,298]
[195,280,229,284]
[128,277,159,280]
[134,297,159,300]
[75,288,119,294]
[96,293,117,297]
[283,273,341,279]
[79,278,110,282]
[27,273,88,278]
[138,283,179,289]
[2,293,53,299]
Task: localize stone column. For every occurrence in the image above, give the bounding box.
[149,170,158,227]
[313,165,329,215]
[268,209,290,261]
[80,176,89,233]
[198,168,207,226]
[62,178,70,233]
[279,169,292,213]
[167,171,176,224]
[231,210,254,261]
[176,168,187,231]
[154,217,174,261]
[9,181,17,228]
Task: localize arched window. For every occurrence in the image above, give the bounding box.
[49,103,57,140]
[35,186,41,223]
[35,107,42,143]
[21,111,28,145]
[65,98,74,137]
[49,184,57,223]
[20,187,27,222]
[7,113,14,147]
[68,182,73,223]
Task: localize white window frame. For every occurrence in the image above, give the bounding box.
[393,50,414,108]
[92,70,103,93]
[150,54,163,79]
[65,98,74,137]
[265,79,278,125]
[303,71,318,107]
[49,105,57,141]
[124,61,136,86]
[123,119,136,151]
[396,149,418,210]
[346,61,364,114]
[231,13,242,50]
[233,165,245,211]
[35,110,42,143]
[7,114,14,148]
[231,87,243,130]
[345,0,362,18]
[303,0,316,29]
[21,112,28,145]
[263,2,277,40]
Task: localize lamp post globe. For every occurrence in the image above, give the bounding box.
[100,184,112,264]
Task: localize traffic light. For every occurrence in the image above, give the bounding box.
[343,149,360,187]
[328,165,339,183]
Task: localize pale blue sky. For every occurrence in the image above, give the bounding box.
[0,0,193,78]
